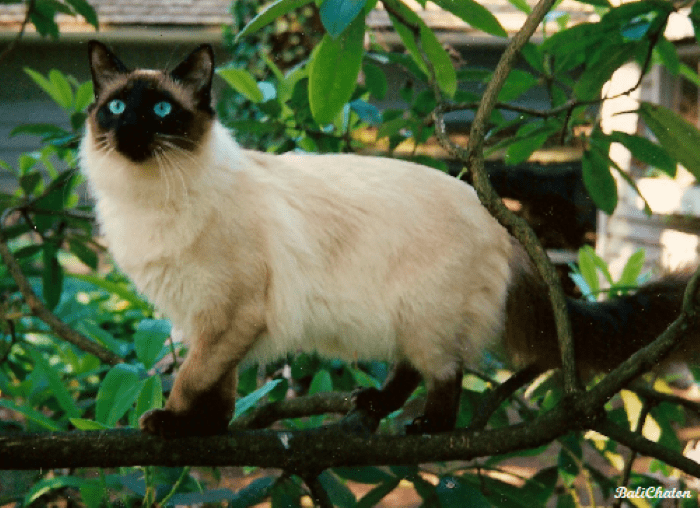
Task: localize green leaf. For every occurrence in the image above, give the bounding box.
[419,24,456,97]
[320,0,367,38]
[349,366,381,388]
[350,99,382,125]
[135,375,163,420]
[582,148,617,214]
[436,476,490,508]
[505,0,530,13]
[233,378,284,418]
[638,102,700,180]
[237,0,314,39]
[30,2,59,38]
[75,320,129,356]
[387,10,427,75]
[216,67,264,103]
[431,0,506,37]
[498,69,539,102]
[355,478,401,508]
[80,481,105,508]
[0,399,65,431]
[24,476,87,506]
[64,0,99,28]
[309,15,365,124]
[42,242,64,310]
[10,123,69,140]
[25,68,67,108]
[558,436,581,488]
[66,272,151,310]
[691,0,700,47]
[49,69,74,110]
[133,319,170,369]
[74,80,94,111]
[654,36,679,75]
[578,246,601,295]
[68,238,98,270]
[69,418,111,430]
[19,171,42,195]
[574,42,638,100]
[608,131,676,177]
[309,369,333,394]
[271,476,303,507]
[618,249,645,287]
[333,466,395,484]
[376,116,411,140]
[95,364,144,427]
[363,61,387,100]
[317,471,357,508]
[505,120,560,165]
[29,349,81,419]
[132,338,171,384]
[576,0,611,7]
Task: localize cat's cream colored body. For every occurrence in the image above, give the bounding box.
[81,120,512,382]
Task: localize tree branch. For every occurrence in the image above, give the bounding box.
[594,417,700,479]
[4,283,700,478]
[0,0,36,66]
[232,391,353,430]
[433,0,579,395]
[3,382,699,478]
[0,228,123,366]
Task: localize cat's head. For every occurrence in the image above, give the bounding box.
[85,40,215,163]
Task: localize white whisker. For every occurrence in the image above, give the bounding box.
[153,149,173,205]
[156,144,192,207]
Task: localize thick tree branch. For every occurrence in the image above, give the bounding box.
[2,382,699,478]
[3,279,700,477]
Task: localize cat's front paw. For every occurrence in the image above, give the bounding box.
[139,408,229,437]
[351,387,383,414]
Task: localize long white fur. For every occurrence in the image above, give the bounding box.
[80,120,512,382]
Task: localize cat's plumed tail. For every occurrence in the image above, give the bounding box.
[504,239,697,379]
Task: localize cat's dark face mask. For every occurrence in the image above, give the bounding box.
[86,41,215,163]
[95,81,195,162]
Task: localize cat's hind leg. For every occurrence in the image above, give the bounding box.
[352,360,422,420]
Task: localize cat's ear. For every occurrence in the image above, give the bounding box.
[88,40,128,98]
[170,44,214,111]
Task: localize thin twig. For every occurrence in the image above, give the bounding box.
[0,319,18,364]
[0,0,35,66]
[631,385,700,415]
[594,416,700,480]
[436,0,579,395]
[612,399,653,508]
[303,474,334,508]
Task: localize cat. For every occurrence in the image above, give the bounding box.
[80,41,697,437]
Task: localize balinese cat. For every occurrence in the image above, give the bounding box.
[80,41,696,437]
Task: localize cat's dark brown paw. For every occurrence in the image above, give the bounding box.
[139,408,229,437]
[351,387,384,414]
[405,416,454,435]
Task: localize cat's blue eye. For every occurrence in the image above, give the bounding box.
[154,101,172,118]
[108,99,125,115]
